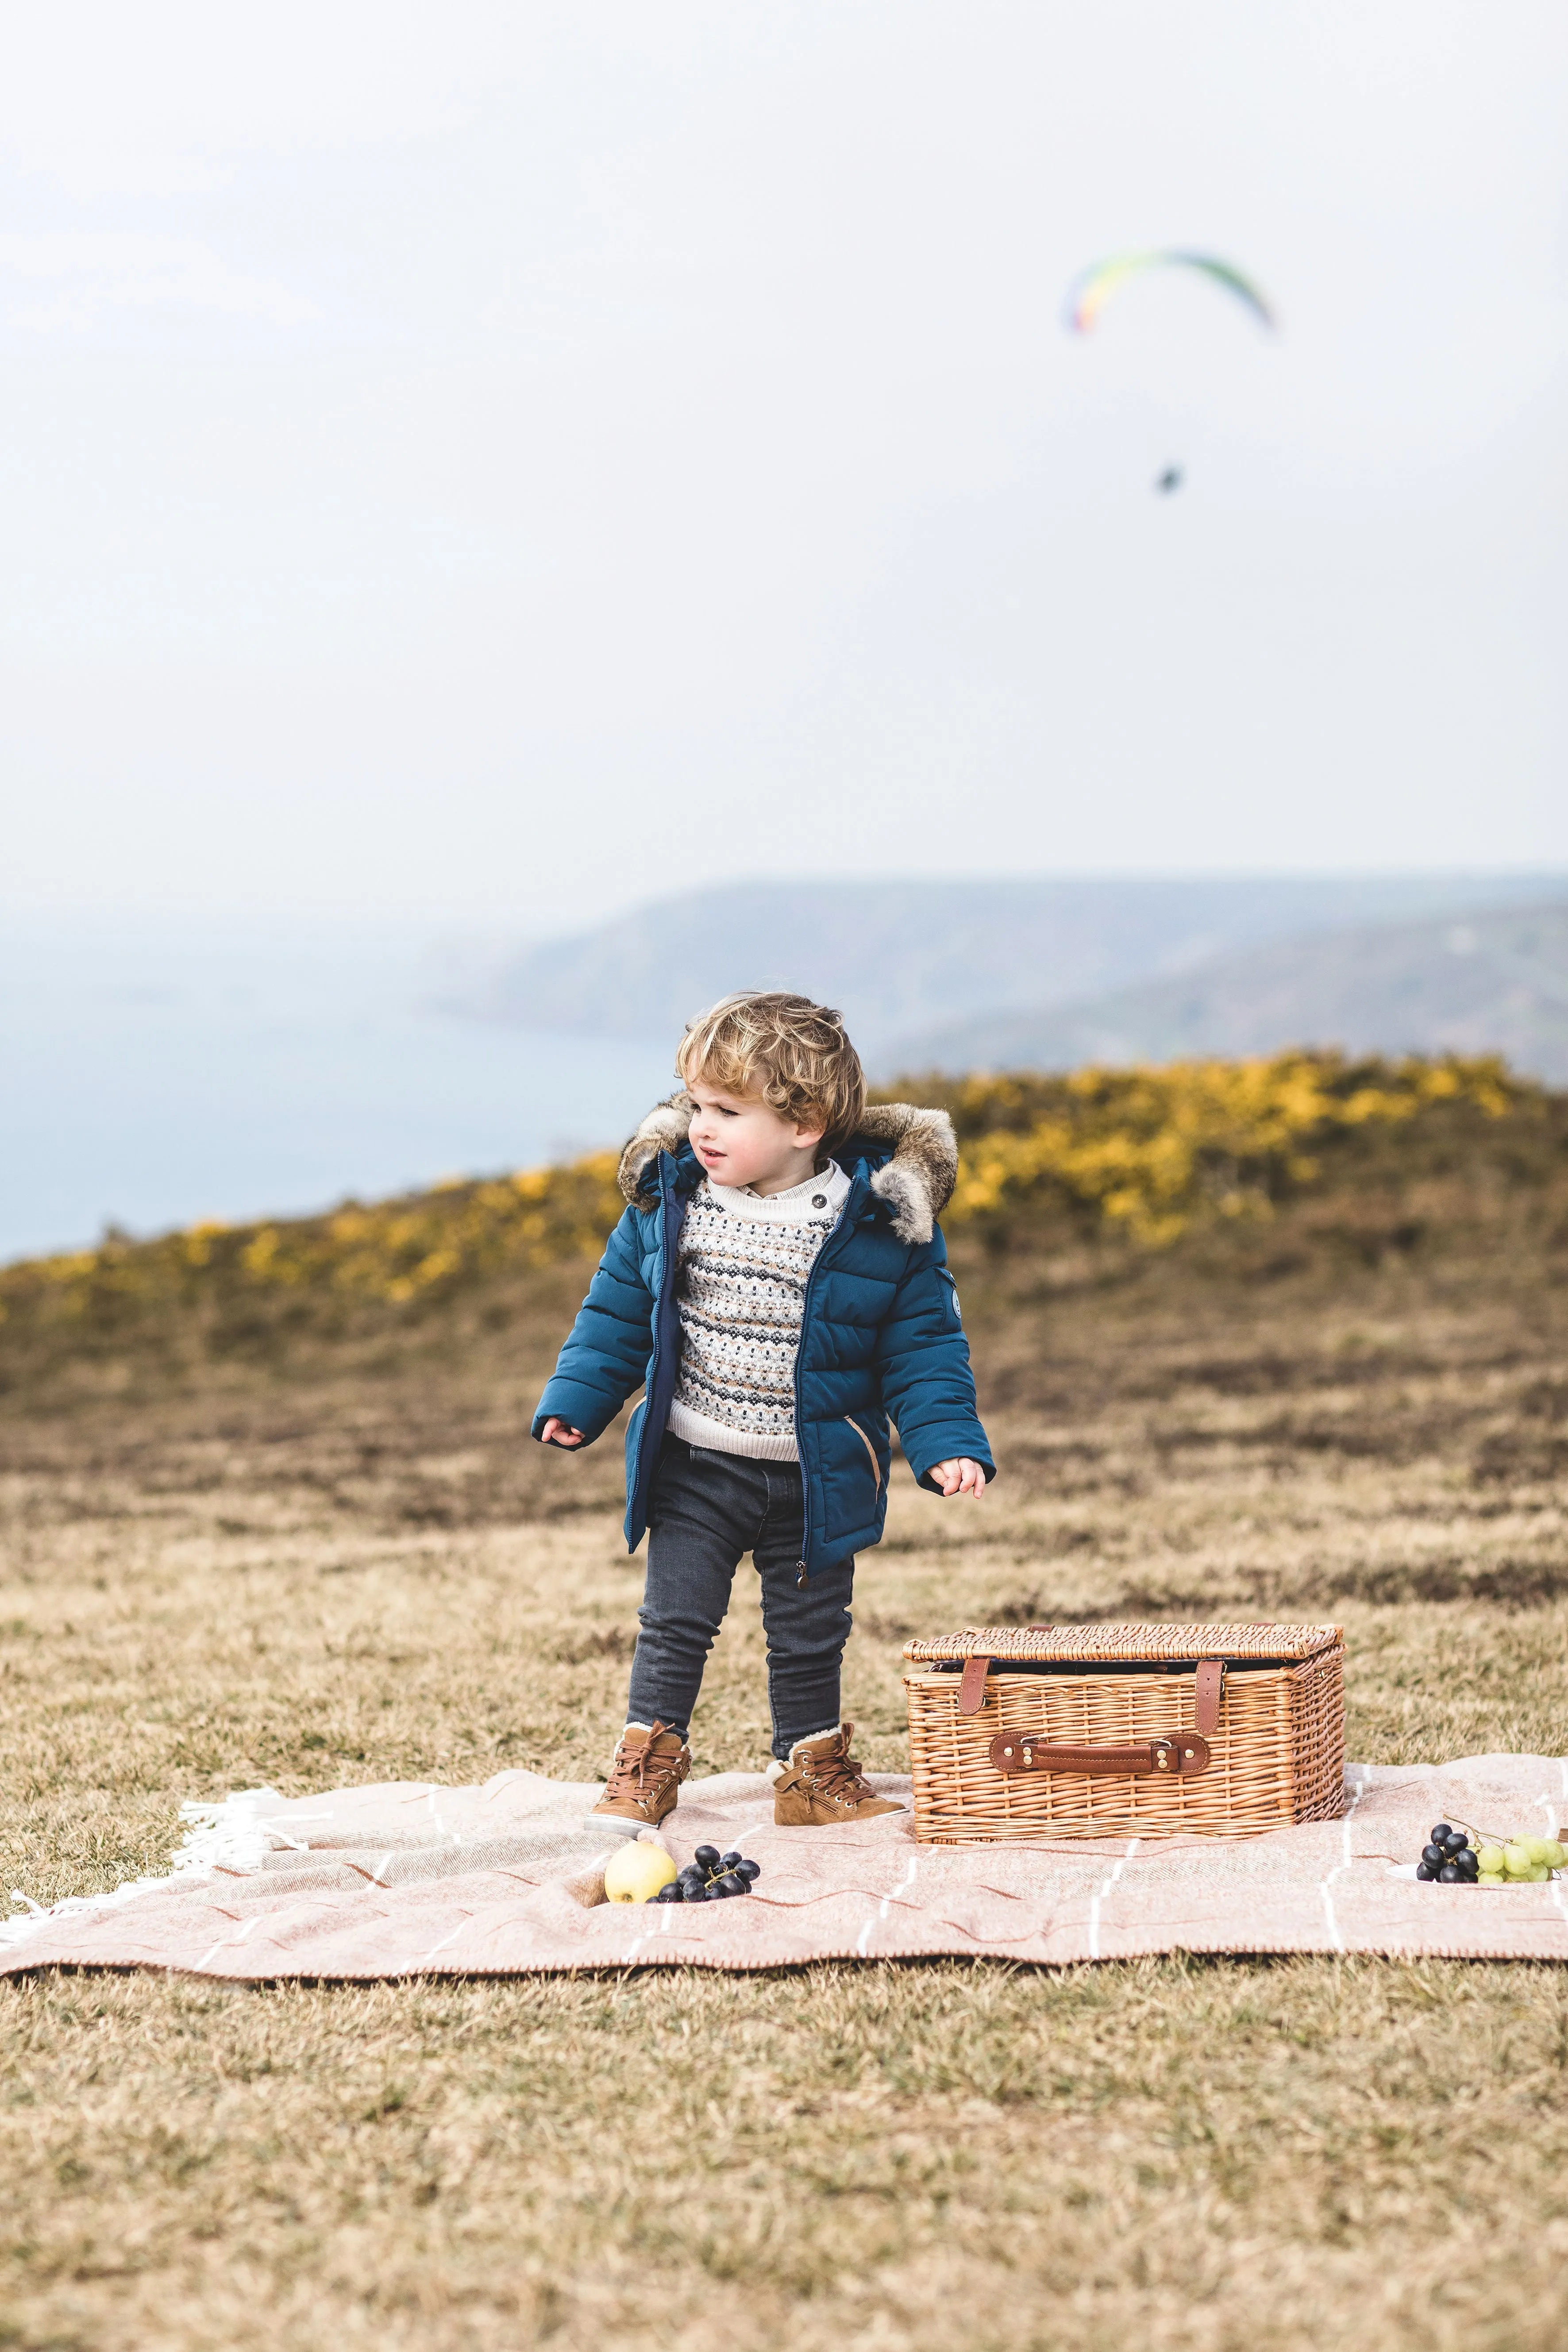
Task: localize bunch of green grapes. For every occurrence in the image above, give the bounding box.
[1418,1821,1567,1886]
[1474,1832,1566,1886]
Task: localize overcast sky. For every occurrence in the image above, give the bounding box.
[2,2,1564,936]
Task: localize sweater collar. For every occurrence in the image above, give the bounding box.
[702,1159,851,1224]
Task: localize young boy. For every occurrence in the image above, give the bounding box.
[533,990,994,1833]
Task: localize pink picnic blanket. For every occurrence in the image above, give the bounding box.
[5,1756,1566,1979]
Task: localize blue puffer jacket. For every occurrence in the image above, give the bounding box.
[532,1097,995,1576]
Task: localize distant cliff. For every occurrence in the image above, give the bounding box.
[447,874,1564,1062]
[886,899,1568,1081]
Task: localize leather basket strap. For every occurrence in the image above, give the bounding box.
[989,1732,1212,1778]
[958,1655,993,1715]
[957,1653,1226,1736]
[1194,1659,1226,1736]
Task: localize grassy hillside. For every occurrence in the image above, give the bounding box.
[0,1050,1528,1393]
[2,1055,1567,2351]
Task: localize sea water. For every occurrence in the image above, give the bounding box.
[0,916,674,1262]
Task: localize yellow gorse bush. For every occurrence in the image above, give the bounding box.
[228,1157,625,1302]
[940,1051,1514,1246]
[0,1156,624,1332]
[0,1052,1517,1339]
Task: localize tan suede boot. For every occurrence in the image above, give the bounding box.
[767,1722,905,1826]
[588,1721,691,1839]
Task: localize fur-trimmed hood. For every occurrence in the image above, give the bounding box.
[617,1094,958,1248]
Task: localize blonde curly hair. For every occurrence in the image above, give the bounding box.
[676,991,866,1146]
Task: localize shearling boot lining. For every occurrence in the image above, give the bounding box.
[790,1725,845,1760]
[767,1726,844,1779]
[618,1093,958,1243]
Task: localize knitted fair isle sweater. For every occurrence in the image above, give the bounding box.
[665,1160,851,1462]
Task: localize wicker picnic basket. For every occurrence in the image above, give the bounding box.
[902,1622,1347,1843]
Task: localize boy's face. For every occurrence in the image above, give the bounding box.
[686,1078,826,1193]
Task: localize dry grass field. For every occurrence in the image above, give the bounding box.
[2,1091,1567,2351]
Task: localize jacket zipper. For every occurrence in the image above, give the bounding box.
[632,1158,688,1543]
[791,1183,866,1584]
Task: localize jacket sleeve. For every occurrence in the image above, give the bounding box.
[531,1205,656,1445]
[873,1229,997,1490]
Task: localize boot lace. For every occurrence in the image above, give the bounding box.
[803,1738,875,1807]
[605,1724,682,1802]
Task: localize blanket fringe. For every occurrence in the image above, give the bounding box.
[0,1787,281,1957]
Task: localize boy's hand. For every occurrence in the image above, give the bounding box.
[932,1458,986,1498]
[539,1417,586,1448]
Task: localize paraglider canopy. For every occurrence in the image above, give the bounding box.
[1065,251,1275,335]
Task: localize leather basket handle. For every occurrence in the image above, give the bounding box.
[958,1655,993,1715]
[958,1652,1226,1737]
[990,1732,1212,1778]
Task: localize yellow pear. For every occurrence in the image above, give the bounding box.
[604,1842,678,1905]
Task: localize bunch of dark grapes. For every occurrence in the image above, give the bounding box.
[652,1844,762,1903]
[1416,1822,1480,1883]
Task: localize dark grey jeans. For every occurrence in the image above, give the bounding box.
[625,1435,856,1761]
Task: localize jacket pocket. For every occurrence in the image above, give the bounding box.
[844,1414,883,1496]
[624,1398,647,1487]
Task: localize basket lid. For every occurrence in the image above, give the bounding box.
[902,1621,1343,1666]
